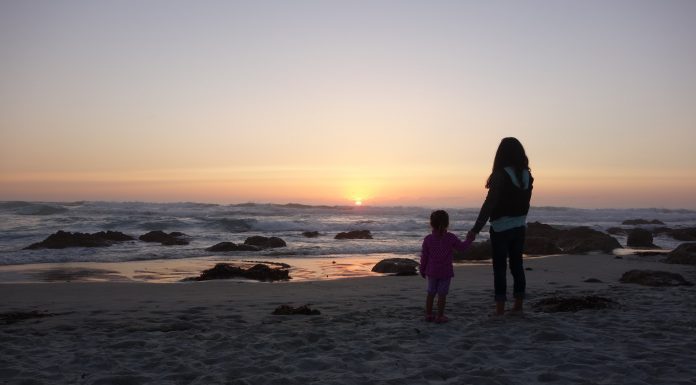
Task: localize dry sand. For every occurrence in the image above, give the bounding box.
[1,253,695,385]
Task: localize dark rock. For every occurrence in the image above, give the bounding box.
[243,236,287,249]
[620,270,693,287]
[554,227,622,253]
[92,231,135,242]
[533,296,616,313]
[205,242,261,252]
[527,222,622,253]
[524,237,563,255]
[622,219,665,225]
[615,256,623,259]
[584,278,603,283]
[24,230,134,249]
[664,243,696,265]
[654,227,696,242]
[454,241,491,260]
[302,231,320,238]
[272,304,320,315]
[525,267,533,271]
[335,230,373,239]
[188,263,290,282]
[242,260,291,268]
[607,227,627,235]
[139,231,189,246]
[627,228,657,248]
[371,258,419,275]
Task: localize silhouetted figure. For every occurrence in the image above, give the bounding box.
[420,210,474,323]
[468,138,534,316]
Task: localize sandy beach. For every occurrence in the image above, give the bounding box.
[1,253,695,385]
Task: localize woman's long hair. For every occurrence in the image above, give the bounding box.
[485,137,530,189]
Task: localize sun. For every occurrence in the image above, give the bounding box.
[354,199,363,206]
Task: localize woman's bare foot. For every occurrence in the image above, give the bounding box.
[512,298,523,312]
[495,301,505,316]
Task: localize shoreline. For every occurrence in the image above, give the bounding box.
[0,253,570,284]
[1,253,695,384]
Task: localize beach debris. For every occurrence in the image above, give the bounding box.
[1,311,56,325]
[532,296,616,313]
[627,228,657,248]
[620,270,693,287]
[243,236,287,249]
[371,258,419,275]
[334,230,372,239]
[622,219,665,225]
[527,222,622,253]
[139,231,190,246]
[526,267,533,271]
[664,243,696,265]
[24,230,134,249]
[583,278,603,283]
[272,304,320,315]
[302,231,320,238]
[187,263,290,282]
[615,256,623,259]
[205,242,261,252]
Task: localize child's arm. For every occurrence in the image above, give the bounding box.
[419,238,429,278]
[452,234,474,252]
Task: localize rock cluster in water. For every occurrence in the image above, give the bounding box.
[335,230,372,239]
[627,228,657,248]
[139,231,190,246]
[622,219,665,225]
[24,231,135,249]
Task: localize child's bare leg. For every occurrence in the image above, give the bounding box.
[512,297,523,312]
[437,294,447,317]
[426,293,435,315]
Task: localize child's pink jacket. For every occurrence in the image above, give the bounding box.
[420,231,473,279]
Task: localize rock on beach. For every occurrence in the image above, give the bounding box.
[371,258,419,275]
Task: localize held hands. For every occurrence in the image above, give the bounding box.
[466,231,477,242]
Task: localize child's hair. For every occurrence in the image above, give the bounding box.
[430,210,449,235]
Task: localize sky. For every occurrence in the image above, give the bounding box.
[1,0,695,208]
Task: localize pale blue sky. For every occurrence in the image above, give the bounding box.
[1,1,695,207]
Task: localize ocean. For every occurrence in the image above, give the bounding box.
[2,201,695,269]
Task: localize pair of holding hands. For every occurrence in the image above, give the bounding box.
[466,231,477,242]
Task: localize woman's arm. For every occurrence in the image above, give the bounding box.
[470,171,505,234]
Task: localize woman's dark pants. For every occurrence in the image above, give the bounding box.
[490,226,526,302]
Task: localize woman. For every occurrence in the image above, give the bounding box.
[468,137,533,316]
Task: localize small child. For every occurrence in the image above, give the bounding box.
[420,210,474,323]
